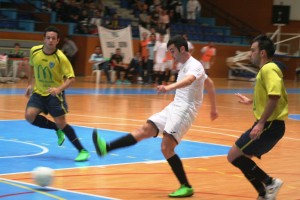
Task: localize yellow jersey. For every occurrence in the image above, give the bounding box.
[253,62,288,121]
[29,45,75,96]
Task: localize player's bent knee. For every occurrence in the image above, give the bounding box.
[227,146,242,163]
[161,145,174,158]
[25,112,35,123]
[142,123,157,137]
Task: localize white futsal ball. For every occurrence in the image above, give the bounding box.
[32,167,54,187]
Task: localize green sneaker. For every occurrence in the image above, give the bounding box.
[92,129,107,156]
[56,130,65,146]
[168,185,194,198]
[74,149,90,162]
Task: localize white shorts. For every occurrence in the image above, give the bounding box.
[154,63,165,72]
[164,60,174,70]
[148,103,195,143]
[187,12,196,20]
[201,61,210,69]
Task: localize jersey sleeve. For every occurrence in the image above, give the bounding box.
[186,59,205,79]
[61,54,75,78]
[261,64,283,96]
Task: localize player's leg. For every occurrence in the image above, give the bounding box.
[114,66,122,84]
[92,120,158,157]
[228,121,285,199]
[101,62,111,83]
[25,93,63,145]
[163,133,194,198]
[164,105,194,197]
[146,59,154,84]
[228,145,267,198]
[50,92,90,162]
[54,115,90,161]
[92,104,170,157]
[158,63,165,85]
[152,63,161,85]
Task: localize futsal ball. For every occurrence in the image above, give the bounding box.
[32,167,54,187]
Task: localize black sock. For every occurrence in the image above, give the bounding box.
[167,154,191,188]
[244,173,266,197]
[32,115,58,130]
[62,124,84,151]
[232,156,272,185]
[107,134,137,152]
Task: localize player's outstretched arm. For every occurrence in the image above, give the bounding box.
[157,75,195,93]
[204,77,218,121]
[235,93,253,105]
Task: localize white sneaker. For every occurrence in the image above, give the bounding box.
[265,178,283,200]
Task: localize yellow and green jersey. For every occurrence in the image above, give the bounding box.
[29,45,75,96]
[253,62,288,121]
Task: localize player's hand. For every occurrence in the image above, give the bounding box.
[47,87,61,96]
[25,85,32,98]
[249,123,264,140]
[210,110,219,121]
[235,93,253,105]
[157,85,167,94]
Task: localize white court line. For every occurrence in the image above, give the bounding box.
[0,139,48,159]
[1,116,299,141]
[0,178,118,200]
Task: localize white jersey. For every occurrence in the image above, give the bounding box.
[173,56,206,113]
[154,41,167,63]
[148,56,206,142]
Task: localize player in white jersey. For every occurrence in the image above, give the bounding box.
[92,35,218,198]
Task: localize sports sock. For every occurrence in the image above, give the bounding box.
[62,124,84,151]
[107,134,137,151]
[167,154,191,188]
[244,173,266,197]
[232,156,272,185]
[32,115,58,130]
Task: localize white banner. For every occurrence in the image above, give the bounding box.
[98,25,133,64]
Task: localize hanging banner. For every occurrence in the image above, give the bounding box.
[98,25,133,64]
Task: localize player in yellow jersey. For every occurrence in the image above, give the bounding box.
[25,26,90,162]
[227,35,288,200]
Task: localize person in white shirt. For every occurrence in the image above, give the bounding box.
[89,46,111,84]
[186,0,201,23]
[92,35,218,198]
[153,33,167,84]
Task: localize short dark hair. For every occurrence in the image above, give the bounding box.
[44,26,61,39]
[252,34,275,58]
[167,35,188,52]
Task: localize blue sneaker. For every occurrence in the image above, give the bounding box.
[92,129,107,156]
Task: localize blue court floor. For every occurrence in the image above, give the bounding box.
[0,120,230,199]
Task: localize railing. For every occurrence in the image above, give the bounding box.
[201,0,262,40]
[267,27,300,57]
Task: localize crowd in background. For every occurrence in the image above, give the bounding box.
[38,0,212,85]
[40,0,201,35]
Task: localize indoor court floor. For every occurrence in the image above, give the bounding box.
[0,77,299,200]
